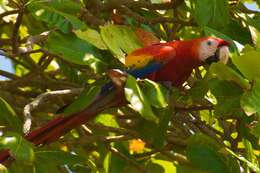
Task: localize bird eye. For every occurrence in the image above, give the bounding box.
[207,40,212,46]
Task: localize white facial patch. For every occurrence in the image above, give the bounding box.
[198,39,218,61]
[218,46,229,64]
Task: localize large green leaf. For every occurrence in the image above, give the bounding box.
[95,113,119,128]
[74,28,107,50]
[0,97,22,133]
[194,0,229,28]
[187,133,240,173]
[251,121,260,138]
[0,133,34,163]
[46,32,106,72]
[124,75,158,123]
[209,62,250,90]
[241,78,260,115]
[232,51,260,80]
[28,0,85,33]
[142,79,168,108]
[100,25,142,62]
[208,79,244,117]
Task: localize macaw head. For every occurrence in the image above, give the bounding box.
[196,37,230,64]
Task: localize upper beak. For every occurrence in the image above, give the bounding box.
[217,39,230,48]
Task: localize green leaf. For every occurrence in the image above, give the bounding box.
[187,133,240,173]
[46,32,106,72]
[194,0,229,28]
[63,86,101,115]
[95,114,119,128]
[251,121,260,138]
[35,150,85,165]
[209,62,250,89]
[142,79,168,108]
[74,28,107,50]
[232,51,260,80]
[241,78,260,115]
[124,75,158,123]
[176,165,207,173]
[100,25,142,63]
[208,79,243,117]
[0,97,22,133]
[146,157,177,173]
[0,133,34,163]
[104,143,129,173]
[28,0,85,33]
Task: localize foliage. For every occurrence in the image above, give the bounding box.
[0,0,260,172]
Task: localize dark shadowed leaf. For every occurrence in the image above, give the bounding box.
[208,79,244,117]
[28,0,85,33]
[35,150,85,165]
[0,97,22,133]
[194,0,229,28]
[187,133,240,173]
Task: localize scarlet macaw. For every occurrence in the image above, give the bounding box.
[0,37,230,164]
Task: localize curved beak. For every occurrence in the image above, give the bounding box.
[205,39,230,64]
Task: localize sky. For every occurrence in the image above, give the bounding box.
[0,2,259,80]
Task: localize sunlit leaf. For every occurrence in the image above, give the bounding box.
[0,133,34,163]
[46,32,107,72]
[124,75,158,123]
[100,25,142,63]
[209,62,250,89]
[142,79,168,108]
[95,114,119,128]
[232,51,260,80]
[241,78,260,115]
[74,28,107,50]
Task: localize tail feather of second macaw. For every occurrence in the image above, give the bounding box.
[0,90,126,164]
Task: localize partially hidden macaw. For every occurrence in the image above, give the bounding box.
[0,37,230,165]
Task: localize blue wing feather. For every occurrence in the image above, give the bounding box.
[100,62,163,95]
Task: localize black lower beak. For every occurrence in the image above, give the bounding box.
[205,48,220,64]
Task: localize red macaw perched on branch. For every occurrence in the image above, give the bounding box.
[0,37,230,165]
